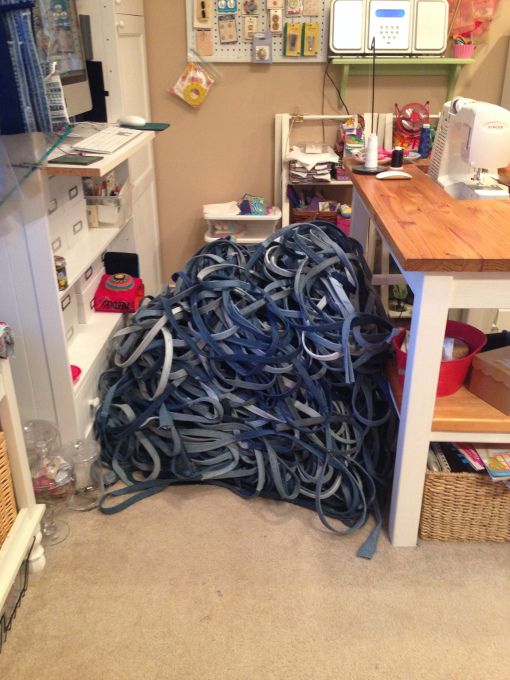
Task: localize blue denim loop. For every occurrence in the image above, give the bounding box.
[96,221,396,559]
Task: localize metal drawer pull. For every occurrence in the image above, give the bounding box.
[68,185,79,200]
[73,219,83,235]
[84,266,93,281]
[48,198,58,215]
[51,237,62,252]
[61,294,71,311]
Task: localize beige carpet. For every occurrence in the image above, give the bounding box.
[1,485,509,680]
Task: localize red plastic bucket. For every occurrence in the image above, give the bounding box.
[392,320,486,397]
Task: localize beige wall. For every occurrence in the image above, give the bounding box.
[145,1,510,282]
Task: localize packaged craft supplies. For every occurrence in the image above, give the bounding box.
[172,61,214,108]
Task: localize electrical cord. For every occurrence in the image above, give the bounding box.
[322,60,350,143]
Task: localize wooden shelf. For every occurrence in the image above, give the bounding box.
[44,131,155,178]
[330,57,474,102]
[387,361,510,434]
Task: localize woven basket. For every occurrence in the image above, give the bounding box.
[0,431,17,547]
[292,209,338,225]
[419,470,510,542]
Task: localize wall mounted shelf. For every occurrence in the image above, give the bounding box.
[330,57,474,103]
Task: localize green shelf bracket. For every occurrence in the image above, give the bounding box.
[330,57,474,104]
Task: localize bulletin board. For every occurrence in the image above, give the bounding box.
[185,0,330,63]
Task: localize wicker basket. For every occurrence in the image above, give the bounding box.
[292,209,337,225]
[419,470,510,542]
[0,431,17,547]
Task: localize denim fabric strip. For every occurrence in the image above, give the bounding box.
[96,222,396,559]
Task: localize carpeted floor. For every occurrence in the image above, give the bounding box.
[1,485,509,680]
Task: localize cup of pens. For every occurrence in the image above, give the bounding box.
[452,35,475,58]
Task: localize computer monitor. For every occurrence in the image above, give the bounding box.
[33,0,92,117]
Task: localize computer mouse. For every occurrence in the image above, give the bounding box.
[118,115,146,128]
[376,170,412,180]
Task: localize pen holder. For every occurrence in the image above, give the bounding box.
[452,43,475,58]
[86,181,132,228]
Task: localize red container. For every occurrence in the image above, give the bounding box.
[336,217,351,235]
[392,320,486,397]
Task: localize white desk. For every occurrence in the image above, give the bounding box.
[350,165,510,546]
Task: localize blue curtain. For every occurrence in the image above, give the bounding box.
[0,0,51,134]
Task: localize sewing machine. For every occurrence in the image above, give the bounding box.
[429,98,510,200]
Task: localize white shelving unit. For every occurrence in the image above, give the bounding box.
[203,208,282,244]
[77,0,162,298]
[274,113,353,227]
[0,132,155,443]
[0,357,46,624]
[0,0,163,444]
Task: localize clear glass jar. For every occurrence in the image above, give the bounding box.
[63,440,104,511]
[30,440,75,545]
[23,419,61,460]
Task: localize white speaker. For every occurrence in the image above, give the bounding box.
[413,0,449,54]
[329,0,366,54]
[329,0,449,55]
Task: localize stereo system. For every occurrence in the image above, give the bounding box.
[329,0,449,55]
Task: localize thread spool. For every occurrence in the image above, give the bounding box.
[365,133,378,170]
[390,147,404,170]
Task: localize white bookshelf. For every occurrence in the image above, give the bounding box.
[0,358,46,621]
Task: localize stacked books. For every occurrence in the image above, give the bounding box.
[428,442,510,489]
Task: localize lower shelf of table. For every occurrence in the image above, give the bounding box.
[387,361,510,436]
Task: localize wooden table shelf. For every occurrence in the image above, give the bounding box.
[387,361,510,437]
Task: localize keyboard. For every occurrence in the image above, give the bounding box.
[72,127,144,154]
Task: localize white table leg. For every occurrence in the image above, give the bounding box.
[379,238,391,311]
[350,189,371,251]
[388,273,453,547]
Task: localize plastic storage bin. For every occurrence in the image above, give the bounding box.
[204,207,282,244]
[392,320,486,397]
[86,181,132,229]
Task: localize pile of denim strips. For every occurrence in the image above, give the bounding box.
[96,222,397,558]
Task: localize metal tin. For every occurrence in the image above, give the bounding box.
[54,255,68,291]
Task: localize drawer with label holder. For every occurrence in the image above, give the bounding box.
[60,290,78,345]
[76,266,105,324]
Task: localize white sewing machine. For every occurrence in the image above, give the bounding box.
[429,98,510,200]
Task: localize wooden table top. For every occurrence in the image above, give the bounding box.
[348,164,510,272]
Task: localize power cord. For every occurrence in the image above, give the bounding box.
[322,60,350,143]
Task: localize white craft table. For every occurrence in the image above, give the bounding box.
[349,164,510,546]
